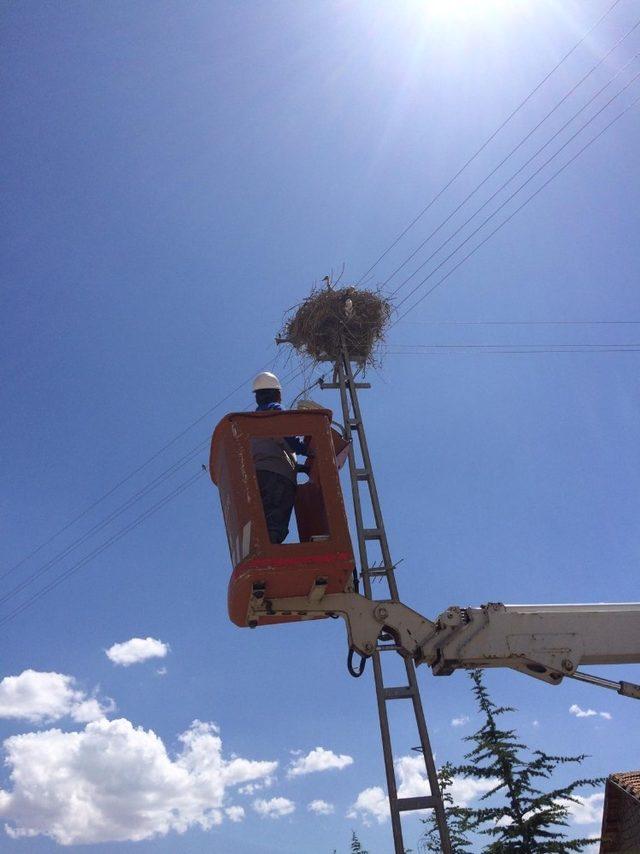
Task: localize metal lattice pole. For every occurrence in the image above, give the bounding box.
[322,339,452,854]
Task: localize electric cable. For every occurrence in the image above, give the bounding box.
[0,469,207,631]
[1,364,277,579]
[0,365,309,616]
[356,0,624,285]
[383,345,640,355]
[347,647,368,678]
[384,24,640,293]
[0,437,208,591]
[384,348,640,355]
[12,83,635,620]
[0,364,304,597]
[392,62,640,310]
[392,87,640,323]
[386,342,640,349]
[5,5,633,628]
[396,320,640,326]
[0,439,211,602]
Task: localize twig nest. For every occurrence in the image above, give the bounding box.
[282,286,392,366]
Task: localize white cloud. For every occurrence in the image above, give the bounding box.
[449,775,498,807]
[396,755,431,802]
[569,704,596,718]
[569,704,611,720]
[347,786,389,825]
[397,756,496,810]
[348,758,498,825]
[347,755,434,825]
[225,806,245,823]
[532,720,540,728]
[106,637,169,667]
[71,697,115,723]
[451,715,470,727]
[156,667,168,677]
[224,758,276,787]
[253,797,295,819]
[238,777,274,796]
[287,746,353,777]
[308,799,334,815]
[563,793,604,826]
[0,718,277,845]
[0,670,112,724]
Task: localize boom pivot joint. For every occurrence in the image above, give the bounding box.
[248,591,640,697]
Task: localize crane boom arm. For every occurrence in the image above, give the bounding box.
[248,589,640,697]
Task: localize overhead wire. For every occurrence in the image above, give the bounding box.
[384,343,640,355]
[5,6,635,627]
[387,342,640,348]
[392,59,640,311]
[391,84,640,323]
[0,469,207,631]
[355,0,624,285]
[0,437,208,590]
[384,347,640,356]
[396,320,640,326]
[1,362,278,579]
[383,19,640,293]
[0,364,310,613]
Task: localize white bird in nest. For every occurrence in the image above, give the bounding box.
[344,298,354,318]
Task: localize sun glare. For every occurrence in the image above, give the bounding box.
[421,0,517,24]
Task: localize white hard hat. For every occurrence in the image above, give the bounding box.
[252,371,282,392]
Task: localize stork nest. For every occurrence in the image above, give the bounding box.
[282,286,392,366]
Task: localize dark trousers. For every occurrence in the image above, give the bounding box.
[256,470,296,544]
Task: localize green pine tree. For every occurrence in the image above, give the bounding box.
[422,670,603,853]
[350,830,369,853]
[420,760,476,853]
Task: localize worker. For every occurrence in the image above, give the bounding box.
[251,372,310,544]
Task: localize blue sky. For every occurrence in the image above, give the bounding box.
[1,0,639,851]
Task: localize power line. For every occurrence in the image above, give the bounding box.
[393,62,640,311]
[14,10,627,590]
[0,438,207,596]
[386,343,640,349]
[0,469,207,631]
[392,88,640,323]
[1,364,302,586]
[396,320,640,326]
[384,348,640,355]
[2,354,297,581]
[4,8,633,630]
[355,0,624,285]
[384,22,640,293]
[1,366,273,580]
[0,366,307,616]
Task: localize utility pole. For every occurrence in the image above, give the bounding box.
[321,337,452,854]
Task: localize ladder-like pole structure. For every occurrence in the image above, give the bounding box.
[323,339,452,854]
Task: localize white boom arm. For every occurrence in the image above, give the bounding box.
[249,590,640,698]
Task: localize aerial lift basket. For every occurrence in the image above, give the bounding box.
[209,409,354,627]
